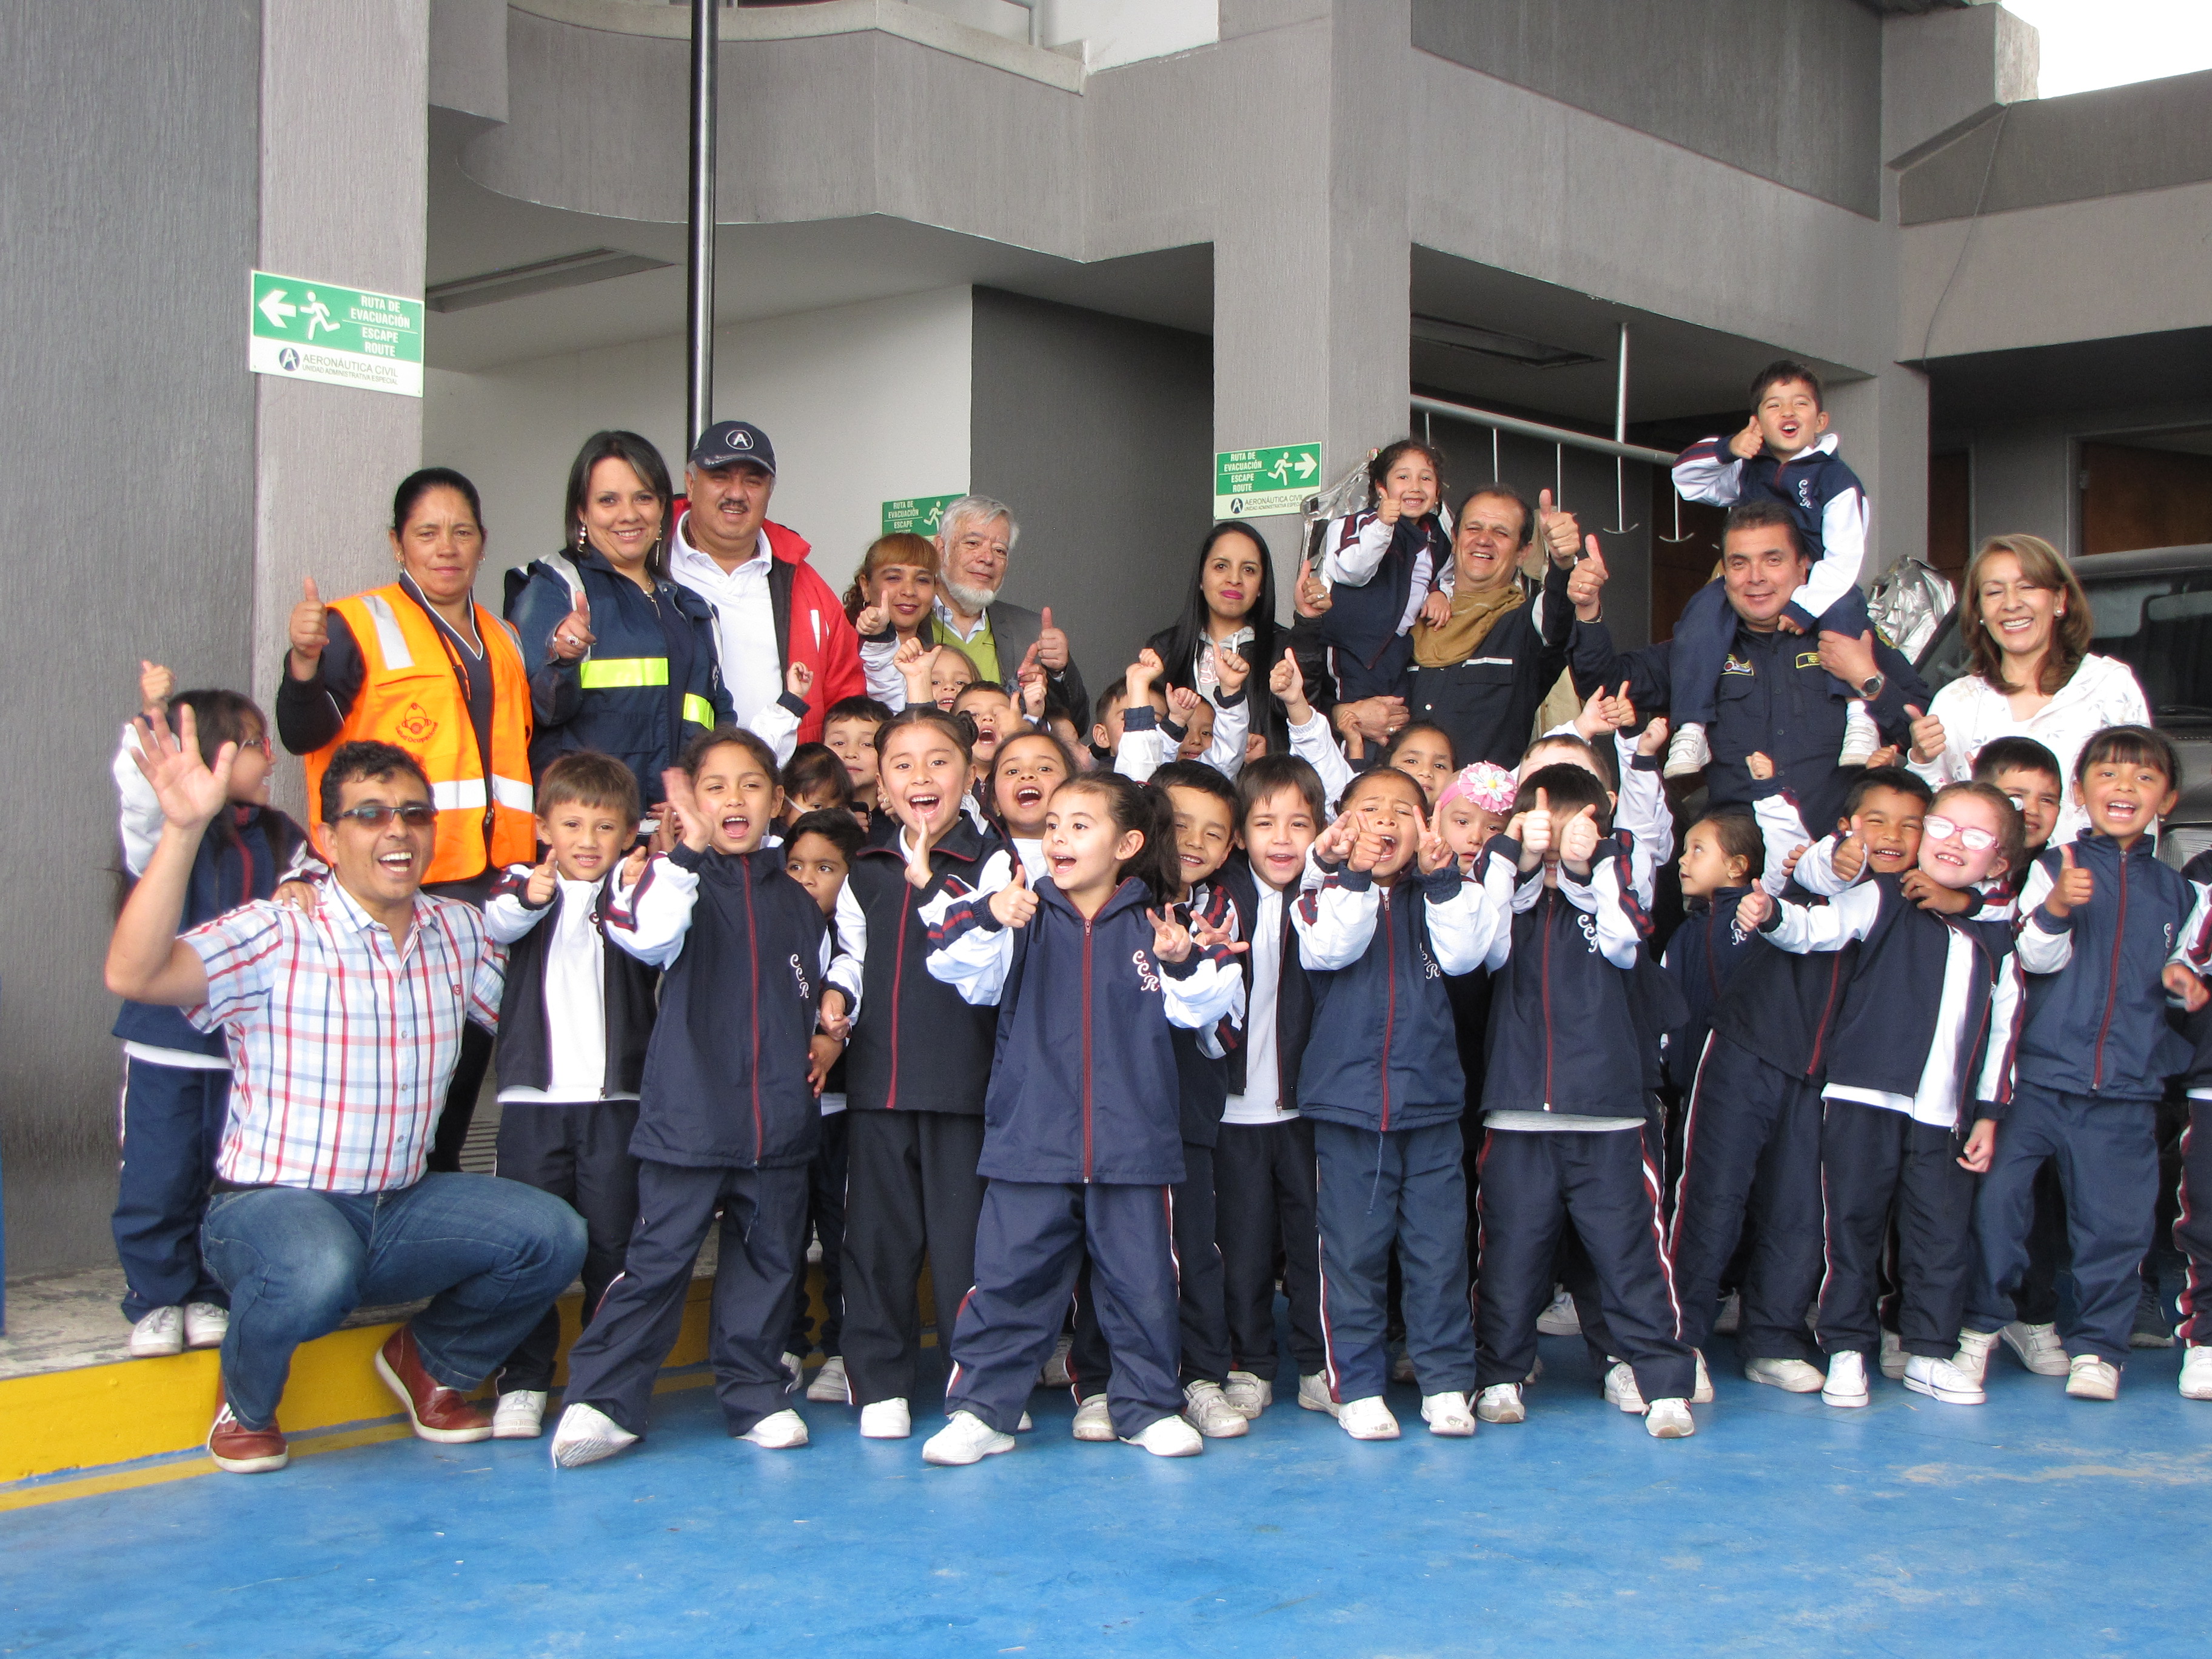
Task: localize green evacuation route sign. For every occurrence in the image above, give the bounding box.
[882,495,962,537]
[250,270,424,398]
[1215,443,1320,519]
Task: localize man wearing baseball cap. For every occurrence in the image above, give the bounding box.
[668,420,863,743]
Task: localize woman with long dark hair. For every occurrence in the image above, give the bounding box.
[504,430,733,806]
[1144,521,1285,756]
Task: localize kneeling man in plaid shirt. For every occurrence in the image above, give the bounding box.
[107,722,587,1474]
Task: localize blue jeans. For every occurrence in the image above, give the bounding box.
[201,1175,586,1430]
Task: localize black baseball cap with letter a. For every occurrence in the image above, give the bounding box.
[689,420,776,475]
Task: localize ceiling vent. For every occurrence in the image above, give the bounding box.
[426,249,675,313]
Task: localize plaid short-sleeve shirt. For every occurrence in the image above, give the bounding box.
[184,883,506,1192]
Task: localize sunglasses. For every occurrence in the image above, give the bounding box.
[331,802,438,829]
[1922,813,1997,852]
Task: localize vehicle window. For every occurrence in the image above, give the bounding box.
[2083,571,2212,731]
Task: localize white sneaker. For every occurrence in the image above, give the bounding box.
[2000,1321,2071,1378]
[492,1390,546,1439]
[1952,1328,2000,1386]
[1475,1383,1526,1424]
[1536,1288,1581,1336]
[1646,1398,1696,1438]
[2066,1354,2120,1401]
[183,1302,228,1350]
[1838,700,1878,766]
[1182,1380,1250,1438]
[742,1408,809,1449]
[1822,1350,1871,1409]
[129,1306,185,1359]
[1879,1329,1908,1380]
[1419,1391,1476,1436]
[1390,1349,1417,1383]
[1744,1357,1825,1393]
[550,1402,638,1468]
[1124,1415,1205,1456]
[1712,1291,1742,1335]
[805,1354,848,1403]
[1223,1370,1272,1417]
[780,1352,805,1388]
[1071,1393,1116,1441]
[859,1398,911,1439]
[1903,1353,1986,1405]
[1664,721,1712,779]
[1691,1350,1714,1404]
[1601,1361,1647,1415]
[922,1410,1015,1466]
[1336,1396,1400,1440]
[1296,1373,1336,1414]
[2179,1346,2212,1401]
[1041,1333,1074,1389]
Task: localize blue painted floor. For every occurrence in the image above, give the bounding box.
[7,1336,2211,1658]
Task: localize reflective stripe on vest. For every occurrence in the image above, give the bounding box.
[358,594,415,669]
[429,775,536,813]
[682,693,714,728]
[577,657,669,691]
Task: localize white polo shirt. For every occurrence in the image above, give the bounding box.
[669,514,780,728]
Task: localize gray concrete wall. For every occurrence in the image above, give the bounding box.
[0,1,261,1277]
[968,289,1213,685]
[1412,0,1884,216]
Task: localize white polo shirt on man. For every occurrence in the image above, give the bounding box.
[669,513,780,728]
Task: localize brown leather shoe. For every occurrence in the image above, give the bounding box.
[207,1399,289,1473]
[374,1324,492,1443]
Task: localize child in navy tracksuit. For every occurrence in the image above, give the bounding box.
[1313,440,1452,702]
[1296,766,1498,1441]
[1067,762,1250,1441]
[832,708,1008,1438]
[1212,757,1331,1417]
[920,773,1246,1466]
[2173,848,2212,1401]
[1667,360,1873,774]
[482,752,660,1441]
[1473,764,1698,1437]
[1741,780,2027,1411]
[1959,728,2199,1399]
[550,728,843,1466]
[110,674,319,1357]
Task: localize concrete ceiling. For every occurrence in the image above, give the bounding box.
[1926,326,2212,427]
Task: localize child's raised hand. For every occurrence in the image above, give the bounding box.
[526,853,558,907]
[1729,415,1764,461]
[1832,819,1868,882]
[138,660,175,720]
[895,639,940,700]
[807,1033,842,1096]
[1376,485,1402,528]
[2045,843,2094,917]
[1188,911,1249,957]
[1213,646,1250,696]
[1346,824,1389,874]
[1126,648,1164,700]
[1573,681,1619,740]
[129,708,233,830]
[620,843,651,888]
[1167,685,1201,725]
[1269,647,1307,710]
[1637,714,1670,759]
[818,987,853,1042]
[1959,1118,1997,1175]
[1558,803,1601,870]
[786,659,814,702]
[1015,643,1047,720]
[1418,589,1452,630]
[2164,962,2210,1013]
[1735,888,1774,931]
[1746,750,1776,783]
[1863,744,1902,769]
[1314,810,1358,866]
[1416,809,1454,876]
[660,767,712,853]
[1517,787,1554,868]
[1906,704,1946,765]
[1148,905,1195,964]
[990,860,1039,928]
[1901,868,1973,914]
[1778,842,1808,883]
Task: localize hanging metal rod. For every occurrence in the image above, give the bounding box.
[1409,394,1679,469]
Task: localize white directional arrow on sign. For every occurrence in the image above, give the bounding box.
[258,289,297,330]
[1294,452,1318,480]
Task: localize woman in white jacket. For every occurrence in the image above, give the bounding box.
[1907,534,2149,836]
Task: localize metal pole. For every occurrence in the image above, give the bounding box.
[1614,323,1629,532]
[685,0,718,448]
[1409,394,1678,468]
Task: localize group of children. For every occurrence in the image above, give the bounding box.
[107,360,2212,1468]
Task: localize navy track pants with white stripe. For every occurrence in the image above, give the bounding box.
[1818,1099,1975,1361]
[945,1179,1183,1439]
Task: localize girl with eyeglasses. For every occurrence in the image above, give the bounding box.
[108,668,323,1363]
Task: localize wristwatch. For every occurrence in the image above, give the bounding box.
[1858,673,1885,700]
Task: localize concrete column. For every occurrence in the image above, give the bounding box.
[1212,0,1411,611]
[1827,363,1930,581]
[254,0,431,809]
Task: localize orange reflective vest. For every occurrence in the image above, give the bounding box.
[303,585,537,885]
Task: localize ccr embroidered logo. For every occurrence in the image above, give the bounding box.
[1577,911,1600,953]
[395,702,437,743]
[1798,479,1814,508]
[1131,949,1161,993]
[789,951,813,1001]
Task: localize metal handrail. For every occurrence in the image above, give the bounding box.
[1409,394,1680,469]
